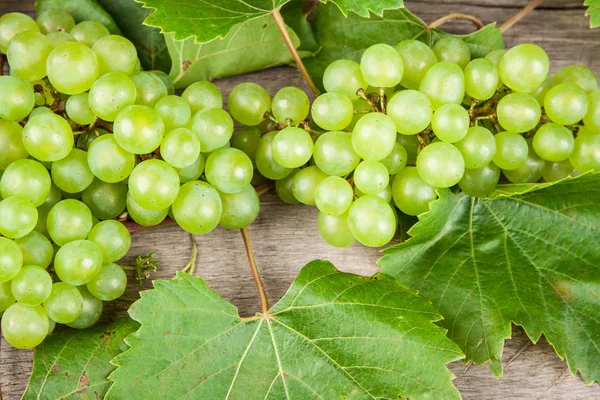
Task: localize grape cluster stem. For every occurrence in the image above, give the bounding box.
[427,13,484,31]
[500,0,545,32]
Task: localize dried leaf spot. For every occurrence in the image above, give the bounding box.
[80,372,89,387]
[182,60,192,71]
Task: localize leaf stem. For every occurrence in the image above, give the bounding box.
[240,227,270,315]
[500,0,544,32]
[271,7,319,96]
[428,13,484,31]
[180,234,198,275]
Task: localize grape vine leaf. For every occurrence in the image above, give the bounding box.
[304,3,504,92]
[379,173,600,384]
[107,261,463,399]
[35,0,122,34]
[585,0,600,28]
[22,317,139,400]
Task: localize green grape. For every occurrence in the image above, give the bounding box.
[583,91,600,133]
[458,163,500,197]
[66,286,102,329]
[36,8,75,33]
[380,142,407,175]
[492,131,529,170]
[219,185,260,229]
[14,231,53,269]
[352,112,396,161]
[464,58,499,101]
[554,65,599,93]
[255,131,293,180]
[154,95,192,132]
[150,71,175,96]
[0,196,37,239]
[275,169,299,205]
[322,60,367,99]
[172,181,222,235]
[0,159,51,206]
[314,176,353,216]
[432,37,470,69]
[454,126,496,169]
[1,303,48,349]
[44,282,83,324]
[360,43,404,88]
[347,195,396,247]
[529,75,554,106]
[205,148,253,194]
[130,71,168,107]
[354,183,392,203]
[77,128,107,151]
[33,189,61,236]
[54,240,103,286]
[532,123,575,162]
[87,134,135,183]
[126,192,168,226]
[51,149,94,193]
[485,49,507,65]
[160,128,201,169]
[569,130,600,172]
[0,12,39,52]
[175,154,205,183]
[231,126,261,166]
[313,131,360,176]
[430,103,469,143]
[70,21,109,47]
[181,81,223,113]
[0,120,27,171]
[271,87,310,123]
[419,61,465,110]
[271,127,314,168]
[317,212,356,248]
[387,90,432,135]
[86,263,127,301]
[353,161,389,195]
[65,93,94,125]
[92,35,137,75]
[542,160,574,182]
[0,281,16,312]
[23,113,73,162]
[89,72,137,122]
[47,199,93,245]
[396,134,419,165]
[416,142,465,188]
[129,160,180,211]
[311,92,353,131]
[113,105,165,154]
[0,237,23,283]
[291,166,328,206]
[544,83,588,125]
[392,167,437,216]
[0,76,35,120]
[497,93,541,133]
[46,31,75,46]
[189,107,234,152]
[7,31,53,81]
[29,106,53,119]
[498,43,549,93]
[394,39,437,89]
[228,82,271,126]
[87,220,130,262]
[10,265,52,306]
[503,145,545,183]
[46,42,99,95]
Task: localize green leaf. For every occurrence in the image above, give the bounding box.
[585,0,600,28]
[323,0,404,18]
[304,3,504,92]
[280,0,320,53]
[379,173,600,384]
[22,317,139,400]
[36,0,122,34]
[108,261,463,399]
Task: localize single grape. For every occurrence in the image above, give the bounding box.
[150,70,175,95]
[583,91,600,134]
[0,76,35,121]
[86,263,127,301]
[0,237,23,283]
[36,8,75,33]
[380,142,408,175]
[347,195,396,247]
[0,196,37,239]
[311,92,353,131]
[87,220,131,263]
[498,43,549,93]
[314,176,353,216]
[416,142,465,188]
[255,131,293,180]
[392,167,437,216]
[271,127,314,168]
[0,12,39,52]
[154,95,192,132]
[503,145,545,183]
[313,131,360,176]
[419,61,465,110]
[318,212,356,248]
[182,81,223,113]
[360,43,404,88]
[51,149,94,194]
[271,87,310,124]
[1,303,48,349]
[396,134,419,165]
[353,161,390,195]
[43,282,83,324]
[497,93,541,133]
[70,21,109,47]
[219,185,260,229]
[66,286,103,329]
[65,93,95,125]
[47,199,93,245]
[458,163,500,197]
[0,281,16,312]
[160,128,201,169]
[205,148,253,194]
[352,112,396,161]
[432,37,470,69]
[33,185,62,236]
[532,123,575,162]
[113,105,165,154]
[82,179,127,219]
[129,159,180,211]
[14,231,53,269]
[77,128,108,151]
[430,103,469,143]
[554,65,599,93]
[529,75,554,106]
[569,129,600,172]
[89,72,137,122]
[46,31,75,46]
[0,120,28,171]
[492,131,529,170]
[126,192,168,227]
[291,166,328,206]
[464,58,499,101]
[274,169,299,205]
[10,265,52,306]
[46,42,99,95]
[130,71,168,107]
[394,39,437,89]
[542,160,574,182]
[0,159,51,206]
[387,90,432,135]
[544,83,589,125]
[231,126,261,166]
[87,134,135,183]
[54,240,103,286]
[485,49,507,65]
[7,31,53,81]
[23,113,74,162]
[454,126,496,169]
[175,154,205,184]
[228,82,271,126]
[172,181,222,235]
[189,107,234,152]
[323,60,367,99]
[92,35,137,75]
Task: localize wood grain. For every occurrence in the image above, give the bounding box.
[1,0,600,399]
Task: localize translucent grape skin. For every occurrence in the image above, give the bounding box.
[0,120,28,170]
[47,199,93,246]
[66,286,103,329]
[432,37,470,70]
[175,154,205,184]
[0,281,16,312]
[380,142,408,175]
[323,60,368,100]
[54,240,104,286]
[431,103,470,143]
[396,134,419,165]
[172,181,222,235]
[154,95,192,132]
[92,35,138,75]
[493,131,529,170]
[0,76,35,121]
[291,166,328,206]
[417,142,465,188]
[205,148,254,194]
[113,105,165,154]
[126,192,169,227]
[392,167,438,216]
[543,160,574,182]
[70,21,110,47]
[454,126,497,169]
[22,113,74,162]
[271,127,314,168]
[0,196,38,239]
[129,159,180,211]
[532,123,575,162]
[231,126,261,166]
[569,129,600,172]
[46,31,75,46]
[189,108,235,153]
[553,65,599,93]
[87,134,136,183]
[82,179,127,220]
[318,212,356,248]
[181,81,223,113]
[503,145,545,184]
[496,93,541,133]
[228,82,271,126]
[43,282,83,324]
[219,185,260,230]
[0,237,23,283]
[311,92,353,131]
[271,86,310,124]
[313,131,361,176]
[65,93,95,125]
[151,70,176,95]
[14,231,53,269]
[352,112,397,161]
[7,31,54,81]
[275,169,300,205]
[485,49,507,65]
[529,75,554,106]
[0,159,51,206]
[11,265,52,306]
[354,161,390,196]
[544,83,589,126]
[1,303,49,349]
[387,90,432,135]
[46,42,99,95]
[583,91,600,133]
[86,263,127,301]
[130,71,168,108]
[419,61,465,110]
[51,149,94,194]
[36,8,75,34]
[0,12,40,53]
[314,176,353,216]
[160,128,201,169]
[458,163,501,197]
[89,72,137,122]
[464,58,499,101]
[255,131,293,180]
[499,43,549,93]
[347,195,396,248]
[394,39,437,89]
[87,220,131,263]
[360,43,404,88]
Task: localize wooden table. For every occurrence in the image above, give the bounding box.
[1,1,599,399]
